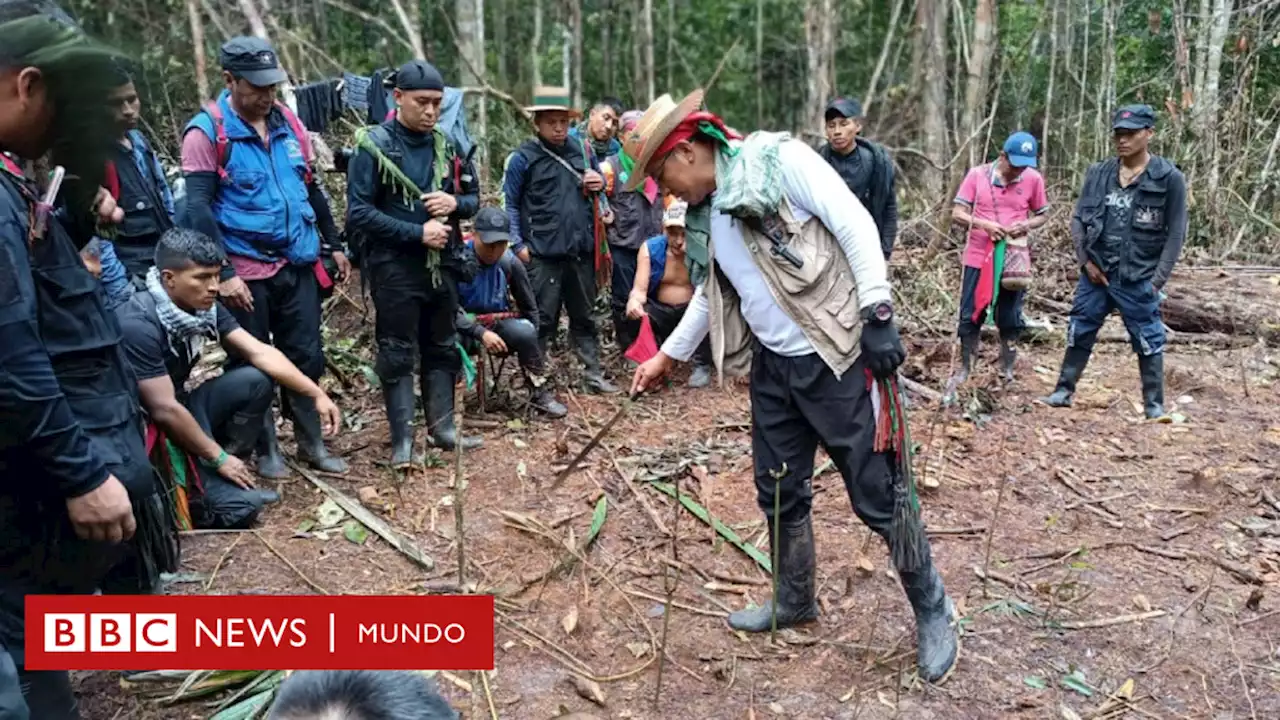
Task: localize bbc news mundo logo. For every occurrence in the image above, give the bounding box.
[44,613,177,653]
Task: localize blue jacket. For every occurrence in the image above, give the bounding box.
[643,234,668,297]
[183,91,320,264]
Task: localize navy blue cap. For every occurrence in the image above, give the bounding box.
[473,207,510,244]
[219,36,287,87]
[1003,131,1039,168]
[394,60,445,92]
[1113,104,1156,130]
[824,97,863,121]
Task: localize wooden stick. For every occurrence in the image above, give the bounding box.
[1160,525,1198,542]
[929,525,988,536]
[1064,491,1136,510]
[623,588,727,618]
[252,530,330,595]
[204,533,244,591]
[1236,608,1280,627]
[453,381,466,587]
[654,477,682,707]
[1057,610,1167,630]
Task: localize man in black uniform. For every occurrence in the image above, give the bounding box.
[819,97,899,260]
[0,4,173,717]
[346,60,482,459]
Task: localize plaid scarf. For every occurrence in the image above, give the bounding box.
[145,266,219,358]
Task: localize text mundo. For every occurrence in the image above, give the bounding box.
[358,622,467,644]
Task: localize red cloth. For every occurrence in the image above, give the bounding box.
[652,112,743,160]
[103,161,120,201]
[624,315,660,364]
[971,249,996,324]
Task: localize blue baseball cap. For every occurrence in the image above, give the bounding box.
[1003,131,1039,168]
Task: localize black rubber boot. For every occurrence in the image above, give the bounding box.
[999,337,1017,382]
[425,370,483,451]
[1042,346,1093,408]
[898,555,960,684]
[530,388,568,418]
[254,412,289,479]
[287,390,348,473]
[575,336,620,394]
[958,333,978,384]
[382,376,416,466]
[1139,353,1166,419]
[727,514,818,632]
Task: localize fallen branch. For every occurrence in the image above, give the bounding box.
[649,481,772,572]
[1056,610,1167,630]
[929,525,988,536]
[293,463,435,570]
[252,530,330,595]
[900,376,944,404]
[623,587,728,618]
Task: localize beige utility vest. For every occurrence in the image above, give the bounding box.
[704,197,864,384]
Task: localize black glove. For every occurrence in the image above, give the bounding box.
[860,304,905,378]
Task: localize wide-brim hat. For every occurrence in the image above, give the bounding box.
[621,89,705,192]
[525,86,581,117]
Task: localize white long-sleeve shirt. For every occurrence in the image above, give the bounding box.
[661,139,892,362]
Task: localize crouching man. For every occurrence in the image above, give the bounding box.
[624,200,711,387]
[627,91,958,683]
[456,207,568,419]
[118,229,342,528]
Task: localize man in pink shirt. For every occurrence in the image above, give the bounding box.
[949,131,1049,387]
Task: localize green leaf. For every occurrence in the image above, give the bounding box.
[650,482,771,573]
[585,496,608,546]
[343,520,368,544]
[506,418,526,430]
[360,365,381,389]
[1023,675,1047,689]
[1061,669,1093,697]
[314,499,346,528]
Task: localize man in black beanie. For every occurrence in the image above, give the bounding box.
[347,60,482,459]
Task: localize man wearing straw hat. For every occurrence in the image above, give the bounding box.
[502,86,619,394]
[626,91,958,683]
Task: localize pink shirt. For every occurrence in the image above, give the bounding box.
[181,124,316,281]
[954,163,1049,268]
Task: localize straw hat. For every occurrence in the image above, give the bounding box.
[621,89,705,191]
[525,86,581,117]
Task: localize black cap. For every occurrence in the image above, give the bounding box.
[219,36,287,87]
[473,207,510,244]
[394,60,445,92]
[1113,104,1156,130]
[824,97,863,121]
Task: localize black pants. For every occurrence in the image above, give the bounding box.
[527,255,598,348]
[227,264,324,380]
[368,260,460,381]
[622,298,712,364]
[185,367,275,529]
[463,318,545,376]
[958,265,1024,340]
[113,237,160,283]
[609,246,640,349]
[750,349,895,535]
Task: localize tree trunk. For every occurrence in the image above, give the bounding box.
[755,0,763,127]
[642,0,655,105]
[187,0,210,101]
[389,0,425,59]
[666,0,675,92]
[632,0,643,105]
[569,0,583,108]
[237,0,270,40]
[1072,0,1090,187]
[803,0,835,140]
[863,0,905,115]
[495,0,509,83]
[1193,0,1212,106]
[531,0,543,89]
[1043,0,1058,167]
[601,0,611,96]
[456,0,488,168]
[1203,0,1232,195]
[962,0,996,168]
[916,0,949,198]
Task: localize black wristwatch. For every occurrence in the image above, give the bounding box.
[861,302,894,326]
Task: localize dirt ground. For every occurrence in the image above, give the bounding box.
[75,304,1280,720]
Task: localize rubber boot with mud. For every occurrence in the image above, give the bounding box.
[898,554,960,684]
[530,387,568,418]
[999,337,1017,382]
[254,412,289,479]
[727,514,819,632]
[1139,353,1167,419]
[689,361,712,389]
[575,336,620,395]
[425,370,483,451]
[943,334,979,404]
[382,376,416,466]
[1041,346,1093,408]
[287,390,348,473]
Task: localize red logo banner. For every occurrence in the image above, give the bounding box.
[24,595,494,671]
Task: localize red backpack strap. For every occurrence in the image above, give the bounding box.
[275,101,313,185]
[103,160,120,200]
[203,102,230,181]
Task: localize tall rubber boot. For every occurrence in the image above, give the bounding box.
[1041,346,1093,408]
[999,337,1017,382]
[898,554,960,684]
[575,336,619,395]
[382,376,416,466]
[221,410,264,458]
[425,370,483,451]
[957,333,978,384]
[254,412,289,479]
[1138,353,1167,419]
[286,390,348,473]
[727,514,818,632]
[689,361,712,389]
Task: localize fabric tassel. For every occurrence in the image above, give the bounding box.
[872,376,927,572]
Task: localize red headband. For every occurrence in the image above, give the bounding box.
[651,111,742,164]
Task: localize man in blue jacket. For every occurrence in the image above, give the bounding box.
[181,37,350,476]
[503,86,619,394]
[1042,105,1188,419]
